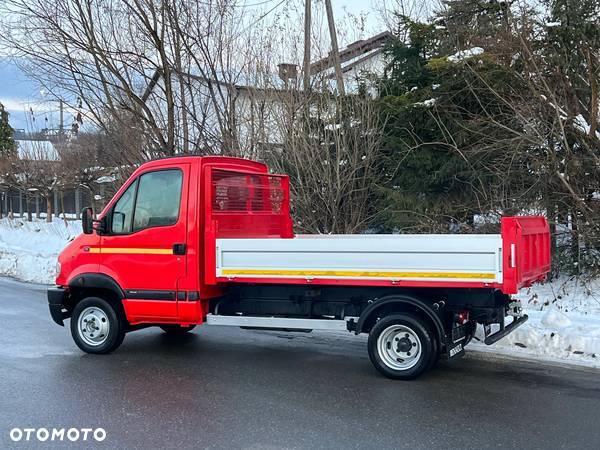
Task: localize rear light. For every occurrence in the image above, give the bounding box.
[455,311,470,325]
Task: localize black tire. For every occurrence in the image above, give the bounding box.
[70,297,126,354]
[463,321,477,347]
[426,333,441,371]
[367,313,435,380]
[159,324,196,334]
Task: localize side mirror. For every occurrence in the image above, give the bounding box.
[81,207,94,234]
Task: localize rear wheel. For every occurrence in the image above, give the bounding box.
[70,297,126,354]
[159,324,196,334]
[427,334,441,371]
[367,313,435,380]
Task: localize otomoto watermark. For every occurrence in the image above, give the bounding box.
[9,427,106,442]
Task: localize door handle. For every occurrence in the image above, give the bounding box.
[172,243,186,255]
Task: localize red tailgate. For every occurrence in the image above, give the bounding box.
[501,216,551,294]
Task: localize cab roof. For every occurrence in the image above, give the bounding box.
[139,155,268,173]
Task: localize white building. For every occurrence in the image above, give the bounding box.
[15,139,59,161]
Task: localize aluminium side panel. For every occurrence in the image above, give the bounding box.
[215,234,503,284]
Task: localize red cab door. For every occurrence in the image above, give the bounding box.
[100,163,190,322]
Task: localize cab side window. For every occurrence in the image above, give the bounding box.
[111,180,137,234]
[132,169,183,231]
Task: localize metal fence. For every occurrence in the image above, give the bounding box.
[0,187,94,219]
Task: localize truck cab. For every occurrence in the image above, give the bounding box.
[48,156,550,380]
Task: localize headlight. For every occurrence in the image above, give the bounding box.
[56,261,62,277]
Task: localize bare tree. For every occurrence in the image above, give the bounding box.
[265,90,383,234]
[0,0,322,156]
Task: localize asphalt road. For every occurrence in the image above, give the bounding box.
[1,277,599,450]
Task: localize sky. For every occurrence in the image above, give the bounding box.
[0,0,383,131]
[0,59,67,132]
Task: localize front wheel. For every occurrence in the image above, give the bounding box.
[70,297,126,354]
[367,314,435,380]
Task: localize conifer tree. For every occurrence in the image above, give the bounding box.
[0,102,15,160]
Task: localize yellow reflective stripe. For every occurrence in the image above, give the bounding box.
[221,269,496,280]
[88,247,172,255]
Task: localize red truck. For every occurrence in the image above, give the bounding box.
[48,156,551,379]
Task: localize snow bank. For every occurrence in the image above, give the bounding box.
[472,277,600,368]
[0,217,81,284]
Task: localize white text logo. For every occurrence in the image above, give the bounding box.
[9,427,106,442]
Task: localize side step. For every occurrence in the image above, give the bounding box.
[206,314,350,331]
[484,314,528,345]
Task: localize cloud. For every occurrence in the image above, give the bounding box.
[0,97,53,113]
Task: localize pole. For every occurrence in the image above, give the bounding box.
[303,0,312,92]
[324,0,345,95]
[75,187,81,219]
[59,99,64,135]
[53,190,59,220]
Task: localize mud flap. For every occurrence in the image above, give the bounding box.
[445,338,465,360]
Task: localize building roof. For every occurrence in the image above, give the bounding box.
[16,139,59,161]
[309,31,393,76]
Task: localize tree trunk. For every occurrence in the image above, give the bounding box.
[35,192,40,219]
[53,190,59,220]
[46,194,52,223]
[571,212,579,275]
[61,192,67,227]
[585,47,598,137]
[75,188,81,219]
[545,198,556,280]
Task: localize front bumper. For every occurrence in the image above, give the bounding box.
[48,286,69,326]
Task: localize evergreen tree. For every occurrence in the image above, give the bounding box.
[376,4,528,232]
[0,102,16,160]
[376,0,600,272]
[536,0,600,272]
[440,0,511,49]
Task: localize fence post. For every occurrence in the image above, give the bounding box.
[19,191,23,218]
[35,192,40,219]
[75,187,81,219]
[53,190,59,219]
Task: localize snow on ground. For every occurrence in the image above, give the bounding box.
[0,217,81,284]
[472,278,600,368]
[0,217,599,369]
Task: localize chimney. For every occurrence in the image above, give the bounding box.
[277,63,298,88]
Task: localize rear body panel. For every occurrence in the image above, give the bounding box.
[206,166,549,295]
[216,234,503,288]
